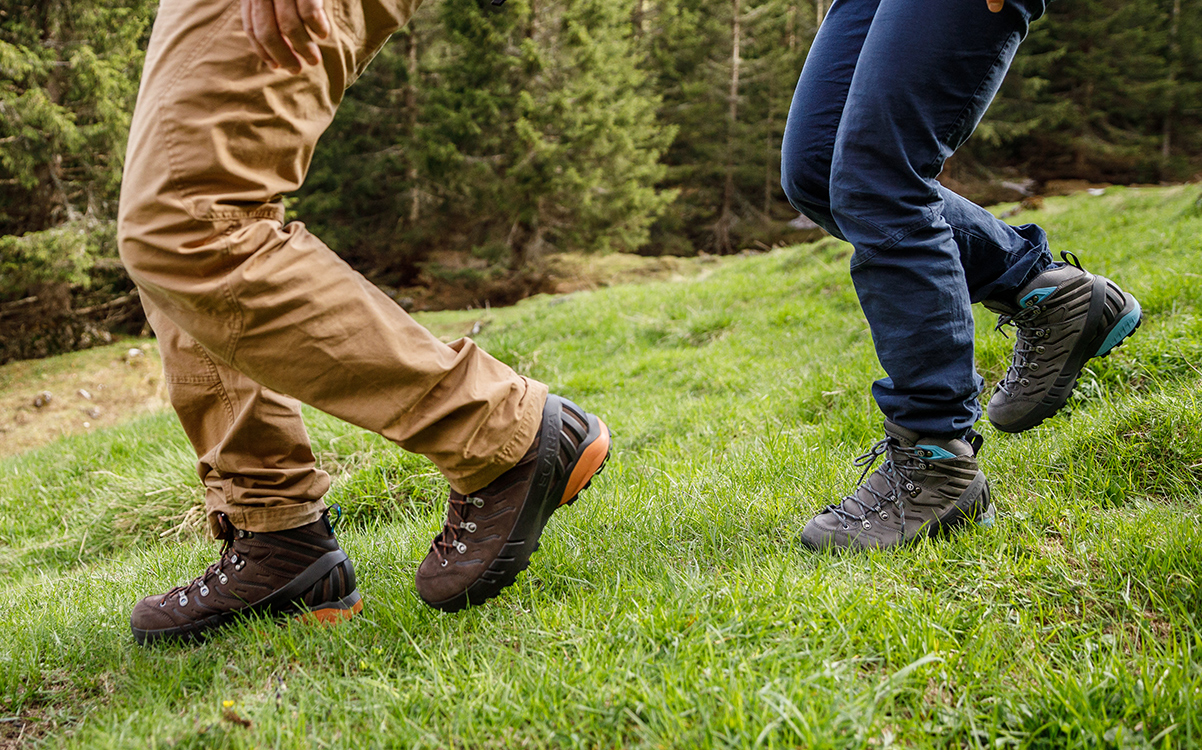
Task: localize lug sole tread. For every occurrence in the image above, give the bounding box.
[133,586,363,645]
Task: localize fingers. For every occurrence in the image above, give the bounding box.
[296,0,331,41]
[248,0,301,71]
[273,0,323,68]
[987,0,1005,11]
[241,0,272,66]
[241,0,328,73]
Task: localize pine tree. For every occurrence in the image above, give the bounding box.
[0,0,155,234]
[968,0,1202,183]
[297,0,674,279]
[639,0,814,254]
[295,13,444,280]
[429,0,674,264]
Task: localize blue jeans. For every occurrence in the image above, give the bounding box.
[781,0,1055,437]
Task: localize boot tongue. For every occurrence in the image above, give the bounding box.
[883,421,973,459]
[883,420,921,445]
[986,261,1086,315]
[982,297,1019,316]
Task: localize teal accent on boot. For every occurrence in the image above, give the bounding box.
[1019,286,1057,308]
[916,444,957,460]
[1096,301,1142,356]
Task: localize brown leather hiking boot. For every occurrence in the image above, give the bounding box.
[130,509,361,644]
[416,395,611,612]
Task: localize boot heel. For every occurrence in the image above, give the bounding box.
[1094,295,1141,357]
[299,590,363,624]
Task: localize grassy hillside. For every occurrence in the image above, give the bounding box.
[1,185,1200,748]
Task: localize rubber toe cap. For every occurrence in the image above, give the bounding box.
[986,390,1043,433]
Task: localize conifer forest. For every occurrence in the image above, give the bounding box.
[2,0,1201,358]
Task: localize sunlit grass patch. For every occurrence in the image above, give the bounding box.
[1,186,1201,748]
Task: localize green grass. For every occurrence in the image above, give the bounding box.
[2,185,1201,748]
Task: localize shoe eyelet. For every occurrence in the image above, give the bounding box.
[861,520,872,530]
[199,584,209,596]
[1020,378,1030,386]
[880,510,889,520]
[455,541,468,554]
[1037,346,1045,353]
[235,561,245,571]
[218,573,228,585]
[230,554,238,564]
[910,489,920,498]
[462,522,477,533]
[440,560,448,567]
[1028,363,1039,370]
[159,600,166,607]
[178,594,188,606]
[841,523,850,530]
[470,497,485,508]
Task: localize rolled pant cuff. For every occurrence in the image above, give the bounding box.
[206,499,329,536]
[446,379,549,495]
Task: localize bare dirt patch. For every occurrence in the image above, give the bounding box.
[0,252,725,459]
[0,339,167,458]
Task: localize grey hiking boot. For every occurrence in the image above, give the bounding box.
[985,251,1141,434]
[799,421,995,551]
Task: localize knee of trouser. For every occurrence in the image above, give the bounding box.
[116,192,225,295]
[828,121,951,247]
[781,154,849,240]
[116,199,162,288]
[780,150,830,216]
[826,148,903,246]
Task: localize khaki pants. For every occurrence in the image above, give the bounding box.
[117,0,547,535]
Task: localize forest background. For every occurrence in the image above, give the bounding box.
[2,0,1201,361]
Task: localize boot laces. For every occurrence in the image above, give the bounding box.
[825,438,930,534]
[994,251,1082,394]
[161,513,239,605]
[995,304,1049,394]
[430,494,483,567]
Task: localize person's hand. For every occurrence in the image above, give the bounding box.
[240,0,331,74]
[987,0,1004,11]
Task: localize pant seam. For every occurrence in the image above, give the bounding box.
[847,204,941,269]
[165,374,220,384]
[219,229,247,365]
[201,348,239,476]
[157,0,242,222]
[925,35,1015,177]
[846,203,947,270]
[215,501,328,534]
